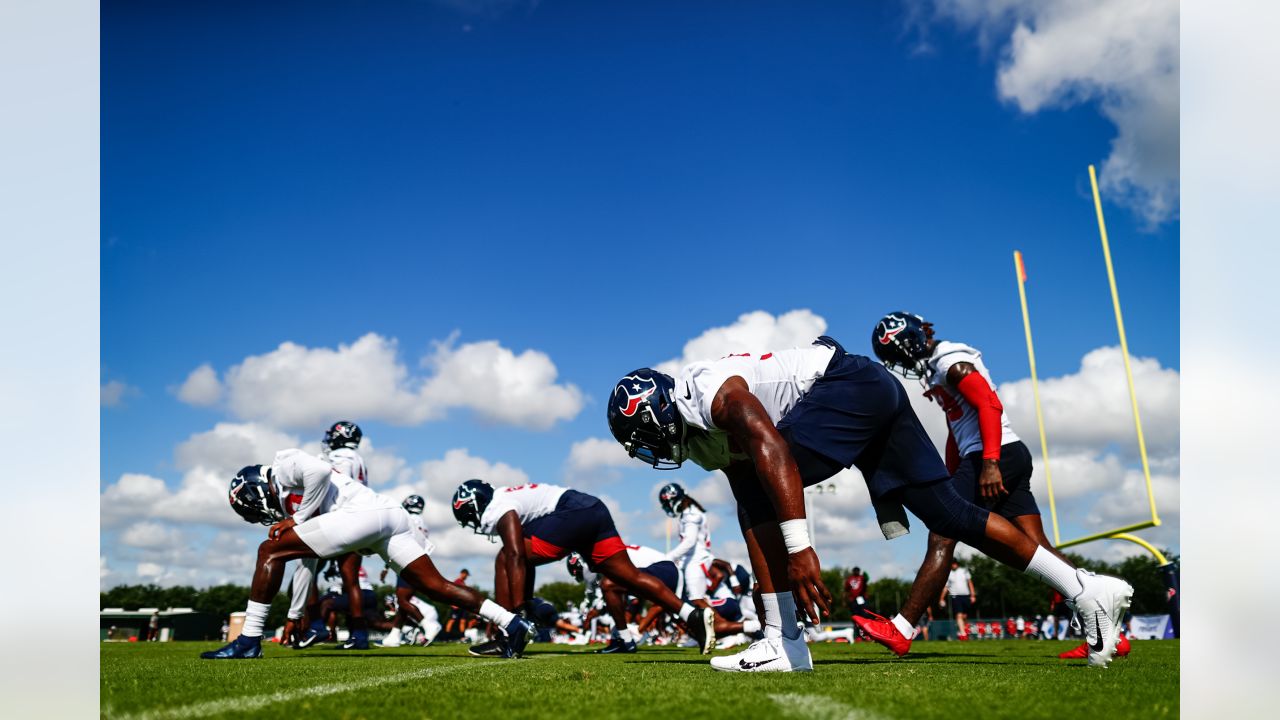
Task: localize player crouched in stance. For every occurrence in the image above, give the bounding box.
[451,479,716,656]
[200,449,532,659]
[609,335,1133,671]
[566,544,682,653]
[856,313,1132,663]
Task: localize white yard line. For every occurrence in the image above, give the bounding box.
[106,661,493,720]
[768,693,891,720]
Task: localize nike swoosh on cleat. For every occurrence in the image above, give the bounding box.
[739,657,781,670]
[1088,611,1106,652]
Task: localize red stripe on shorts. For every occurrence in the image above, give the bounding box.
[528,536,567,561]
[590,536,627,565]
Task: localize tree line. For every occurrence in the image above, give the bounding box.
[101,550,1176,626]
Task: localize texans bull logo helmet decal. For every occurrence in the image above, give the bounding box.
[614,375,658,417]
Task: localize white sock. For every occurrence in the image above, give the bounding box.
[618,627,634,643]
[761,592,783,639]
[242,600,271,638]
[478,599,516,628]
[1024,546,1084,599]
[743,618,761,634]
[891,614,915,640]
[761,592,801,640]
[678,604,695,622]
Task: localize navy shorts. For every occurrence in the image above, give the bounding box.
[523,490,626,566]
[641,560,680,595]
[950,441,1039,519]
[709,597,743,622]
[731,336,949,525]
[951,595,972,615]
[330,589,379,620]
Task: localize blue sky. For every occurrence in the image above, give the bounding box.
[101,0,1179,590]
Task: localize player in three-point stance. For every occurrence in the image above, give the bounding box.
[200,449,531,659]
[855,313,1131,662]
[286,420,372,648]
[608,334,1132,672]
[451,479,715,657]
[566,543,682,653]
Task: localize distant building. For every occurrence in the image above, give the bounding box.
[99,608,220,641]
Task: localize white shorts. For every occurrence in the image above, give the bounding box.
[294,506,426,573]
[410,596,439,624]
[683,558,712,602]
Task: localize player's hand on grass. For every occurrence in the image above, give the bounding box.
[787,547,831,623]
[978,461,1007,505]
[269,517,297,540]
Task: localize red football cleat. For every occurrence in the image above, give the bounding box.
[1059,633,1132,660]
[1058,642,1088,659]
[852,612,912,658]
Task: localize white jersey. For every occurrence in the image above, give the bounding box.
[946,566,973,597]
[667,506,714,567]
[408,512,435,555]
[581,544,669,587]
[271,448,383,523]
[674,342,835,471]
[326,447,368,486]
[478,483,568,536]
[923,341,1019,457]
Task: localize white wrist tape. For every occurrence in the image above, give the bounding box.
[779,519,811,554]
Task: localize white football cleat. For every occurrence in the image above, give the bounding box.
[1070,570,1134,668]
[710,634,813,673]
[717,632,750,650]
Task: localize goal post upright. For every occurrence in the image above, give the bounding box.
[1088,164,1161,529]
[1013,250,1061,545]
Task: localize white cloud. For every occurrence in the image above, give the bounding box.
[173,422,304,472]
[120,522,185,549]
[192,332,581,430]
[136,562,165,581]
[998,346,1179,459]
[912,0,1179,223]
[100,380,138,407]
[563,437,636,486]
[101,423,309,530]
[419,337,583,430]
[655,310,828,376]
[175,364,222,406]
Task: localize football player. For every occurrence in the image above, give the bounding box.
[608,334,1132,671]
[855,313,1130,662]
[380,495,443,647]
[451,479,715,656]
[285,421,372,648]
[567,544,682,653]
[199,449,531,659]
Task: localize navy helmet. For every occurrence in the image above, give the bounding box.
[323,421,363,451]
[566,552,585,582]
[452,479,494,533]
[871,311,931,379]
[658,482,687,517]
[228,465,284,526]
[401,494,425,515]
[607,368,687,469]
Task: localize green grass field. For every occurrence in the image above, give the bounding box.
[102,639,1178,720]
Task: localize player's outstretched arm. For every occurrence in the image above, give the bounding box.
[496,510,529,610]
[711,377,831,621]
[947,362,1007,503]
